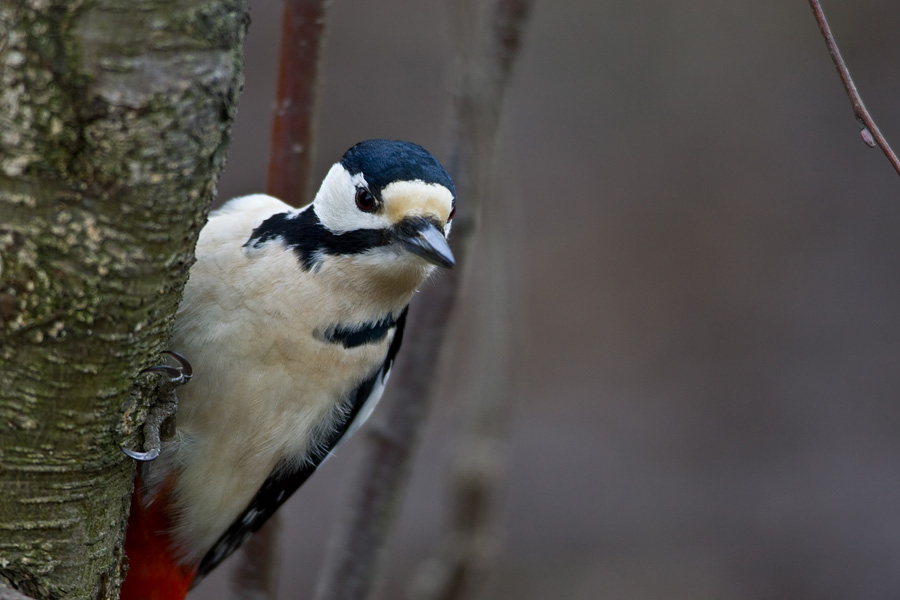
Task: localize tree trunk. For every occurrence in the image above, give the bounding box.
[0,1,248,598]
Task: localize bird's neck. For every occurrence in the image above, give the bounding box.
[315,253,434,319]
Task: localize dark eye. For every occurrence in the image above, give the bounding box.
[355,188,377,213]
[448,204,456,221]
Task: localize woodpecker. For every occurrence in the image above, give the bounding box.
[121,139,456,599]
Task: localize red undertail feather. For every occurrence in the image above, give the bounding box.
[121,476,197,600]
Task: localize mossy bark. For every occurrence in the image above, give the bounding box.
[0,1,249,598]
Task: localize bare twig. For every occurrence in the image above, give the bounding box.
[407,4,533,599]
[311,1,533,599]
[312,224,471,600]
[230,2,331,598]
[408,174,525,600]
[266,0,331,207]
[808,0,900,176]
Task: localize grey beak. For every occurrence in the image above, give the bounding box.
[396,218,455,268]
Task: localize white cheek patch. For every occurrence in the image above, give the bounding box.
[314,164,393,233]
[382,180,454,225]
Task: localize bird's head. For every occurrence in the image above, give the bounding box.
[312,139,456,271]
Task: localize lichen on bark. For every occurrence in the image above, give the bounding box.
[0,1,249,598]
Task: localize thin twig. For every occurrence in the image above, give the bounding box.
[311,1,533,599]
[406,3,533,598]
[808,0,900,176]
[311,221,471,600]
[266,0,331,207]
[407,167,523,600]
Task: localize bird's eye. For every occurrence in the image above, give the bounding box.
[355,188,377,213]
[448,204,456,221]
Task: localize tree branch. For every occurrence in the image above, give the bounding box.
[266,0,331,207]
[808,0,900,176]
[311,1,533,599]
[0,2,248,597]
[407,204,521,600]
[407,4,533,598]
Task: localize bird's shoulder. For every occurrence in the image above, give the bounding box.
[197,194,300,252]
[212,194,297,222]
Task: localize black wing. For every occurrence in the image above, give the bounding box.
[191,307,408,584]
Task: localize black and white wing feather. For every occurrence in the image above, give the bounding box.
[192,308,408,583]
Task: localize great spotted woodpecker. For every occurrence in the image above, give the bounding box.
[121,139,456,599]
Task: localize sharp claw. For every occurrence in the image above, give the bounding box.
[123,350,190,462]
[122,446,160,462]
[162,350,192,380]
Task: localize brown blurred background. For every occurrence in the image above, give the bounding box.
[195,1,900,598]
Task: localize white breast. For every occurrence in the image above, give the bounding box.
[153,194,410,562]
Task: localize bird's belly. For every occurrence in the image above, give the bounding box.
[163,315,390,561]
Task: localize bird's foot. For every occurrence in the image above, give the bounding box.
[122,350,192,462]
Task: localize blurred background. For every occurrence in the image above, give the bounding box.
[196,1,900,598]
